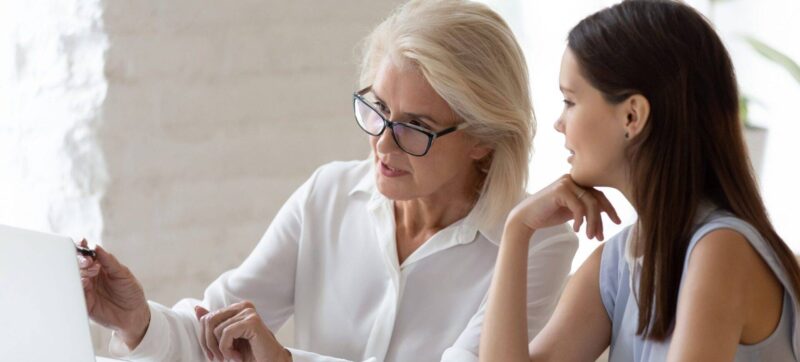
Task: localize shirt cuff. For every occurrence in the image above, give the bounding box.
[441,347,478,362]
[286,348,358,362]
[108,302,170,361]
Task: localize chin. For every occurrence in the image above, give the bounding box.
[569,168,597,188]
[375,178,416,201]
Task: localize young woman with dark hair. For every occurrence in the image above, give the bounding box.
[480,0,800,360]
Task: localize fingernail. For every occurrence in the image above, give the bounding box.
[79,256,89,267]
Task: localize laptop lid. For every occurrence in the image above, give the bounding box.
[0,224,95,362]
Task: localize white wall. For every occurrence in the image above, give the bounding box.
[0,0,108,249]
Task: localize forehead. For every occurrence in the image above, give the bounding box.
[371,56,450,112]
[559,49,582,89]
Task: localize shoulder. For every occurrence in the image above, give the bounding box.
[679,227,777,335]
[685,228,765,295]
[311,159,371,185]
[684,210,772,289]
[689,228,755,267]
[287,159,373,214]
[303,159,372,196]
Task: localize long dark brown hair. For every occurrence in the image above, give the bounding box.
[567,0,800,340]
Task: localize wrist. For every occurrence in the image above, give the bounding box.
[118,304,151,350]
[503,213,536,242]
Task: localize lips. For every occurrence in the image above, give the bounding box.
[378,161,409,177]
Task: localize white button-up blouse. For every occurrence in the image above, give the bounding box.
[110,159,578,362]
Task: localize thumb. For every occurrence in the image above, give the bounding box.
[93,245,127,275]
[195,305,210,320]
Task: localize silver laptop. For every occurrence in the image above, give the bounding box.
[0,224,121,361]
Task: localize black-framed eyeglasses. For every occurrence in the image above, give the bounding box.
[352,86,467,157]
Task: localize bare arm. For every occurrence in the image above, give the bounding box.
[480,175,619,362]
[667,229,782,361]
[527,245,610,361]
[480,223,539,362]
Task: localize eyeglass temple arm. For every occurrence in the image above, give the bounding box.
[432,122,469,138]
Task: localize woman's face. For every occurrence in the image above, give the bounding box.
[368,56,490,201]
[555,49,630,188]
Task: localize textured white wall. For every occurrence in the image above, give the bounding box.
[0,0,108,246]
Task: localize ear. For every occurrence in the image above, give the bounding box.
[621,94,650,140]
[468,142,493,161]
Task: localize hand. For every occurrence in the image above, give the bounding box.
[507,174,621,241]
[195,301,291,362]
[77,239,150,349]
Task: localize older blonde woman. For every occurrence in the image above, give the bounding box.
[78,1,577,361]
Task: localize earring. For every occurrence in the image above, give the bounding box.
[624,132,629,139]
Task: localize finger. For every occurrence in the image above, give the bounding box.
[594,190,622,225]
[560,188,586,233]
[580,192,601,240]
[78,255,92,268]
[213,310,242,344]
[560,179,588,233]
[202,307,242,361]
[78,254,99,270]
[214,312,247,361]
[194,306,212,360]
[79,263,102,278]
[195,305,210,319]
[218,318,248,362]
[93,245,127,276]
[76,239,95,268]
[590,193,605,240]
[81,275,94,291]
[82,279,95,310]
[203,312,223,361]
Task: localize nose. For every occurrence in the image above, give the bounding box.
[553,116,565,134]
[375,123,401,155]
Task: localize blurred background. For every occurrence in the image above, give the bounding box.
[477,0,800,273]
[0,0,797,357]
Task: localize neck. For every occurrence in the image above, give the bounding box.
[395,196,474,234]
[394,172,483,235]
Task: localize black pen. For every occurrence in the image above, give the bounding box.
[76,245,97,259]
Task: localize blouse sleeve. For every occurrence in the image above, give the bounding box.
[440,224,578,361]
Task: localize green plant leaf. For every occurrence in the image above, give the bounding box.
[743,36,800,86]
[739,94,750,126]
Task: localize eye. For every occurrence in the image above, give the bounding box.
[409,119,432,130]
[374,102,390,115]
[562,99,575,108]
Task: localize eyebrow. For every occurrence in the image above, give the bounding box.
[371,89,441,125]
[559,85,575,94]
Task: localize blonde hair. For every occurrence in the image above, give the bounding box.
[359,0,534,228]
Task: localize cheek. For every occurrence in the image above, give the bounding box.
[369,135,380,154]
[570,109,610,150]
[408,151,457,184]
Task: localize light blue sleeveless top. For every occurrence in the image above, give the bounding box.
[599,207,799,361]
